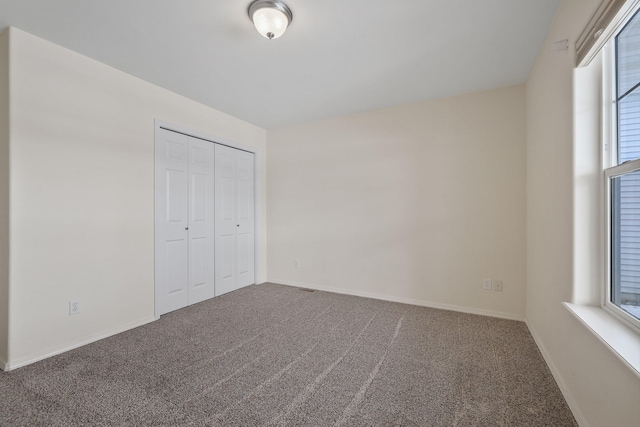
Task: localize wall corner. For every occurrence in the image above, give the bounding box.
[0,27,11,368]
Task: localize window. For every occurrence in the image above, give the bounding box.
[604,8,640,330]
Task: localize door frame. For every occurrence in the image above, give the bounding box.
[154,119,262,319]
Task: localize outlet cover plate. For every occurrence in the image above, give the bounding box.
[482,278,492,290]
[69,300,81,315]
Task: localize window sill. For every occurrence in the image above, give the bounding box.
[563,302,640,378]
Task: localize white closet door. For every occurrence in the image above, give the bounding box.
[235,150,255,287]
[214,144,238,295]
[215,144,255,295]
[155,129,189,315]
[187,137,215,305]
[156,126,255,313]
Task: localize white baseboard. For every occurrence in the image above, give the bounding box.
[525,320,588,427]
[2,316,157,371]
[270,279,525,321]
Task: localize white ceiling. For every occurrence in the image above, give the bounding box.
[0,0,561,129]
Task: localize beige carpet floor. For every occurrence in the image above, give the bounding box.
[0,283,577,426]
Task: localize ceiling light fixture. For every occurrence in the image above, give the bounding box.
[248,0,293,40]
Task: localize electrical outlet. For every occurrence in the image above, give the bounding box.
[69,300,81,315]
[482,278,492,290]
[294,259,301,269]
[493,280,503,292]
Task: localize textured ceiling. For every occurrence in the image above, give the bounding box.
[0,0,561,129]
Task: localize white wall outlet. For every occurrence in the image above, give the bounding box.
[294,259,301,269]
[493,280,503,292]
[69,300,81,315]
[482,278,492,290]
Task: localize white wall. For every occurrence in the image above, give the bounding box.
[267,85,527,319]
[5,27,267,369]
[526,0,640,425]
[0,29,9,367]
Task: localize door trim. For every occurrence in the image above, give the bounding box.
[154,119,262,319]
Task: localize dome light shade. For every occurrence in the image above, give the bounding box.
[248,0,293,40]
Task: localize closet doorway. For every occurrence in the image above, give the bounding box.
[154,124,256,317]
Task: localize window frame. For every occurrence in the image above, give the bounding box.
[602,18,640,333]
